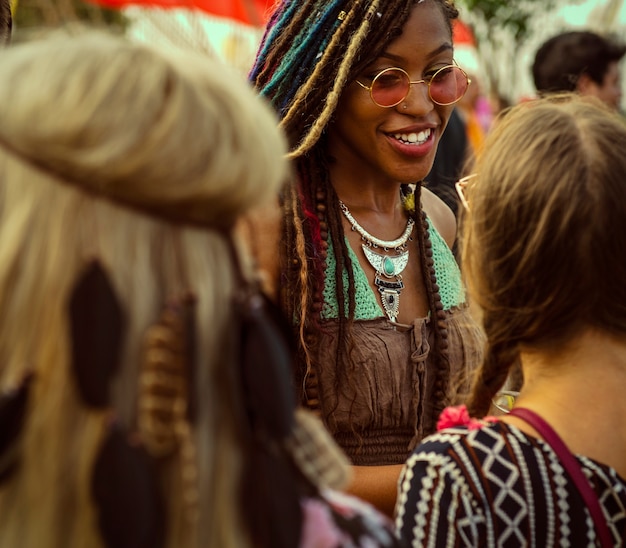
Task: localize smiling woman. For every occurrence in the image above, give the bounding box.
[247,0,485,516]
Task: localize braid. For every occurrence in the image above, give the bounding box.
[281,172,311,337]
[466,339,517,418]
[324,179,356,353]
[249,0,301,82]
[251,1,352,115]
[465,298,522,417]
[412,184,452,432]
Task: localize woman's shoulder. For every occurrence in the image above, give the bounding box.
[420,186,457,249]
[406,408,509,466]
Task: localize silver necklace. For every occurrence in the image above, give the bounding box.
[339,200,414,322]
[339,200,414,251]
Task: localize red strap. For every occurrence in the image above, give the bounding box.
[508,407,613,548]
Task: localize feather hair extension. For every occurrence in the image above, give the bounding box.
[92,424,165,548]
[68,260,125,408]
[0,373,33,483]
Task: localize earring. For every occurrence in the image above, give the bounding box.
[402,103,408,110]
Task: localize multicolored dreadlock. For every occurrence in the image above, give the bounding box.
[250,0,460,433]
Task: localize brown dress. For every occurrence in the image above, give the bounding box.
[301,222,485,465]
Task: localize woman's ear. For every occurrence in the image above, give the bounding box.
[575,73,596,96]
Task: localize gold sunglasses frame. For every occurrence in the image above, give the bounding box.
[356,63,471,108]
[492,390,520,414]
[455,173,477,211]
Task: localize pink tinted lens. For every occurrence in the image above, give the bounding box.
[371,69,409,107]
[429,66,468,105]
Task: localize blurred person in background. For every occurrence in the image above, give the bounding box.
[533,30,625,112]
[425,107,469,219]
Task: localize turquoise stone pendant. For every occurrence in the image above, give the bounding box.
[362,245,409,279]
[362,244,409,322]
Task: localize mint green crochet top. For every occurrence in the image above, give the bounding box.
[321,217,464,320]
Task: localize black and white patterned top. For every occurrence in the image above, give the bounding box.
[395,421,626,547]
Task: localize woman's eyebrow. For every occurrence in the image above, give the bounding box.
[377,43,454,65]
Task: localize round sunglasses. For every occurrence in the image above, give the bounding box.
[492,390,520,414]
[455,173,477,211]
[356,64,471,108]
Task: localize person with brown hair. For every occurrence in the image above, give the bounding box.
[248,0,485,515]
[0,31,402,548]
[532,30,625,111]
[396,95,626,546]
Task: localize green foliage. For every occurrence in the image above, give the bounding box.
[14,0,127,34]
[458,0,561,41]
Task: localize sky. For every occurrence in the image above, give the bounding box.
[559,0,625,29]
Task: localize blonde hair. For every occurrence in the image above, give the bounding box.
[461,95,626,416]
[0,32,287,547]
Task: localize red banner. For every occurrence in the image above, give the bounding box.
[453,19,476,46]
[89,0,276,26]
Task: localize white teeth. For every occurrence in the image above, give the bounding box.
[393,129,431,145]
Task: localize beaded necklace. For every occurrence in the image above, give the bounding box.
[338,200,414,322]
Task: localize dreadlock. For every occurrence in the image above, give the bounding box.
[250,0,460,433]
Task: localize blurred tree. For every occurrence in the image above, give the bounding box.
[461,0,567,39]
[456,0,585,106]
[13,0,126,39]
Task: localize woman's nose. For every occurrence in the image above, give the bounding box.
[398,81,434,115]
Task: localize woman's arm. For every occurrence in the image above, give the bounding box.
[346,464,404,518]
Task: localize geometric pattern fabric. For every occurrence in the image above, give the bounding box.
[396,422,626,547]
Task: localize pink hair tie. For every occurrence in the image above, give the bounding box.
[437,405,498,431]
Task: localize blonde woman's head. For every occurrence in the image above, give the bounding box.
[0,32,288,548]
[0,31,286,228]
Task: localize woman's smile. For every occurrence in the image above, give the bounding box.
[385,125,437,158]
